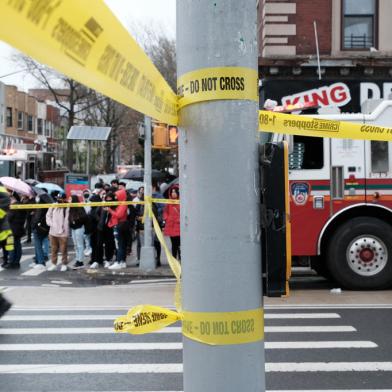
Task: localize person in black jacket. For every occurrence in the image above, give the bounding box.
[31,192,52,269]
[99,192,116,268]
[4,192,27,269]
[68,195,88,269]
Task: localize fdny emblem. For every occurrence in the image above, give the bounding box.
[291,182,310,206]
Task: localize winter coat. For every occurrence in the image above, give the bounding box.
[46,206,69,237]
[107,189,128,228]
[31,193,52,236]
[69,207,88,230]
[8,202,27,238]
[163,194,180,237]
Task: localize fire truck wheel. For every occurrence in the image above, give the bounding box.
[326,217,392,290]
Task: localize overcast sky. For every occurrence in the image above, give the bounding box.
[0,0,176,91]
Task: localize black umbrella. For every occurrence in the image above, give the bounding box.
[32,186,46,196]
[122,168,167,181]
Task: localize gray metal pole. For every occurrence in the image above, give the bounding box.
[86,140,91,176]
[177,1,265,391]
[139,115,156,269]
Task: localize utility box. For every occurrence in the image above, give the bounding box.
[260,141,291,297]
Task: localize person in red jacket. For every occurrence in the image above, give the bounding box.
[106,189,129,269]
[163,186,181,260]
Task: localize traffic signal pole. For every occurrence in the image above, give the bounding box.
[140,115,156,270]
[177,1,265,391]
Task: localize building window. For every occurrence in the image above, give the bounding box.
[289,136,324,170]
[37,118,43,135]
[17,111,24,130]
[45,121,50,137]
[6,107,12,127]
[371,141,389,173]
[28,115,34,132]
[343,0,376,49]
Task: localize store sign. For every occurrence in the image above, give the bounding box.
[282,83,351,108]
[262,80,392,113]
[64,173,89,199]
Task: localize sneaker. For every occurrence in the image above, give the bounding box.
[104,260,112,268]
[60,265,68,272]
[120,262,127,268]
[89,262,99,269]
[3,263,20,269]
[47,264,57,271]
[72,261,84,270]
[84,248,92,257]
[29,262,36,268]
[108,262,122,270]
[33,264,46,270]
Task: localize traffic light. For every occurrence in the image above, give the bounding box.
[260,141,291,297]
[153,124,169,149]
[168,126,178,147]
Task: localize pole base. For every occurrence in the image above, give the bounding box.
[139,246,156,270]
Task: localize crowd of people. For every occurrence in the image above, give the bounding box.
[0,179,181,272]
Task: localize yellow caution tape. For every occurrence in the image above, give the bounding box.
[177,67,258,109]
[9,198,180,210]
[114,305,181,334]
[259,110,392,141]
[182,308,264,345]
[0,0,177,124]
[115,304,264,346]
[115,198,263,345]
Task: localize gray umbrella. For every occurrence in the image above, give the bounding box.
[122,168,167,181]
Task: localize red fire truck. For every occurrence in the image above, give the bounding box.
[272,100,392,290]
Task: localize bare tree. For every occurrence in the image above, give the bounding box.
[13,54,99,171]
[83,92,141,173]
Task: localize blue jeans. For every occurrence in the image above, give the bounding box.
[116,225,128,263]
[71,227,85,262]
[33,230,49,265]
[10,236,22,265]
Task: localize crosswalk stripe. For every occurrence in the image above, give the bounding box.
[265,313,340,319]
[0,364,183,374]
[0,387,386,392]
[0,341,376,351]
[2,362,392,374]
[0,326,356,334]
[2,315,122,321]
[266,362,392,372]
[2,313,340,321]
[21,268,46,276]
[0,343,183,351]
[266,341,377,349]
[266,326,356,332]
[0,327,180,334]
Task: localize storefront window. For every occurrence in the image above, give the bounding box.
[343,0,376,49]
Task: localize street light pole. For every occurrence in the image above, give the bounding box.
[177,1,265,391]
[139,115,156,270]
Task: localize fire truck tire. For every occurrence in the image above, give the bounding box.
[326,217,392,290]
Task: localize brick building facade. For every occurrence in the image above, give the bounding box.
[258,0,392,112]
[2,84,60,150]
